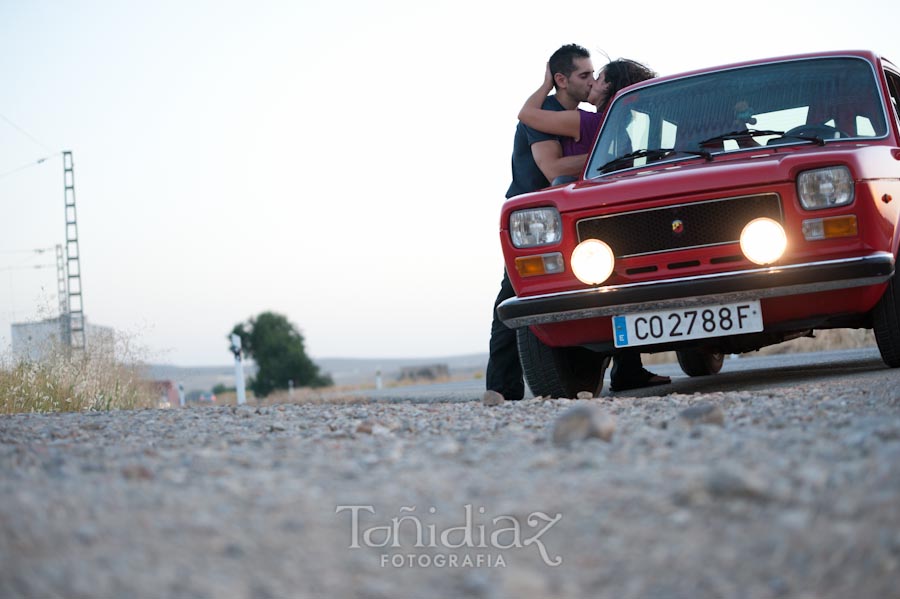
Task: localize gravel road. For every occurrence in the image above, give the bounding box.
[2,355,900,598]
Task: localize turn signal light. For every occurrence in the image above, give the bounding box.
[515,253,565,277]
[801,215,858,240]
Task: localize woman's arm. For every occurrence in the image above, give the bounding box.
[518,65,584,140]
[532,141,588,182]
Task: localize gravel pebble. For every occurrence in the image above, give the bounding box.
[704,465,771,501]
[481,391,504,407]
[678,402,726,426]
[551,404,616,446]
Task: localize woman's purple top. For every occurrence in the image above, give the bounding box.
[560,110,603,157]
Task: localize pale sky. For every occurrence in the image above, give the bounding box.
[2,0,898,366]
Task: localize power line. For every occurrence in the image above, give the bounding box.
[0,263,55,273]
[0,247,56,255]
[0,113,54,154]
[0,248,59,275]
[0,153,60,181]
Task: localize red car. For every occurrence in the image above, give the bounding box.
[498,50,900,398]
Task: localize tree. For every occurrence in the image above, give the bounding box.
[212,383,233,395]
[229,311,333,397]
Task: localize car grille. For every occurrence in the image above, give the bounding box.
[576,193,783,258]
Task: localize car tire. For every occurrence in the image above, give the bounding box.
[873,270,900,368]
[516,327,609,398]
[676,349,725,377]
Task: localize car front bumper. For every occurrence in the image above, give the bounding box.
[498,252,895,328]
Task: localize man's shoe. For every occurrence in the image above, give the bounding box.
[609,368,671,392]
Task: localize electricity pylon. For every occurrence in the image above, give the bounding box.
[63,151,85,352]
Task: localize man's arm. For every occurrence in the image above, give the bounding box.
[532,140,588,182]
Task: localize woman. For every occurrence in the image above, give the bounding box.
[518,58,657,157]
[518,57,669,392]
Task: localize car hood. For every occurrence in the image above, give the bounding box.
[506,144,894,215]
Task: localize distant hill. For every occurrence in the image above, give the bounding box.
[146,353,488,392]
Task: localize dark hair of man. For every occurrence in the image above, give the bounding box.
[548,43,591,90]
[598,58,656,113]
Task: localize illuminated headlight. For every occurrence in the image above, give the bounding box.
[797,166,854,209]
[510,208,561,248]
[571,239,615,285]
[740,217,787,265]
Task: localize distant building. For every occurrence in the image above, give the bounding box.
[10,316,115,362]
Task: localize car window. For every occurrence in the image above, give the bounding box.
[588,57,890,177]
[885,70,900,127]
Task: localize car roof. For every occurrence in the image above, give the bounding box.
[621,50,888,93]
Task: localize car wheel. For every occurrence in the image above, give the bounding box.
[516,327,609,398]
[873,270,900,368]
[676,349,725,377]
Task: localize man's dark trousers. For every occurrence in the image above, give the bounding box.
[486,270,524,401]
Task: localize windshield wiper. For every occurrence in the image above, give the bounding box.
[596,147,711,173]
[698,128,825,147]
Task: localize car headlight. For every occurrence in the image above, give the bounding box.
[571,239,615,285]
[797,166,854,210]
[509,207,562,248]
[740,217,787,265]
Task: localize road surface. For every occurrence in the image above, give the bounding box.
[1,347,898,598]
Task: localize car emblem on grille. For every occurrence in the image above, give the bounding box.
[672,219,684,234]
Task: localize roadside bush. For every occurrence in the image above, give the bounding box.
[212,383,234,395]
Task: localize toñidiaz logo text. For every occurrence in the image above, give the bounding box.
[335,504,563,568]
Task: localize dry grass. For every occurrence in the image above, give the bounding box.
[0,338,158,414]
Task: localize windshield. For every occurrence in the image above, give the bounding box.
[586,57,888,177]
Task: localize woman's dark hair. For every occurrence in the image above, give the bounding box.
[598,58,656,112]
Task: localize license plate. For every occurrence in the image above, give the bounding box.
[612,300,763,348]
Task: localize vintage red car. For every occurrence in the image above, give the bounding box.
[498,50,900,398]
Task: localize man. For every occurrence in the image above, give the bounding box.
[505,44,595,198]
[486,44,595,402]
[487,46,670,401]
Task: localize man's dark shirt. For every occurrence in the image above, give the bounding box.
[505,95,565,199]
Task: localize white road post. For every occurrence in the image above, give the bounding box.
[178,383,185,407]
[230,334,247,405]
